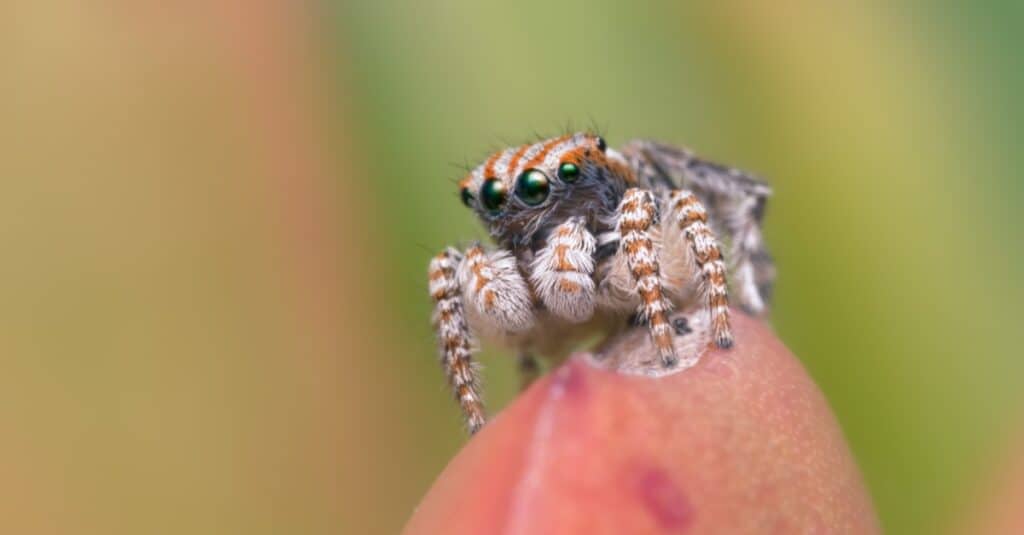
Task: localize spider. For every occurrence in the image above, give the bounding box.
[428,132,774,433]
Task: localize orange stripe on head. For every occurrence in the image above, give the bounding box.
[558,146,587,166]
[482,150,503,179]
[523,134,572,172]
[506,143,533,179]
[557,135,637,185]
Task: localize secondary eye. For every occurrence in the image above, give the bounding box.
[596,136,607,152]
[515,169,550,206]
[460,187,473,207]
[558,162,580,182]
[480,178,508,212]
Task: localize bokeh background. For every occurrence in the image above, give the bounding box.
[4,1,1023,533]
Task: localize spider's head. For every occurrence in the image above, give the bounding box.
[458,132,633,247]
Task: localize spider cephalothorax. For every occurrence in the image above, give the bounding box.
[459,133,627,249]
[430,132,774,433]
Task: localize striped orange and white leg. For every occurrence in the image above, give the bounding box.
[619,139,774,316]
[666,190,734,348]
[615,188,679,367]
[429,248,486,433]
[429,245,535,433]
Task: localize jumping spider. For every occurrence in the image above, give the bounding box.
[429,132,774,433]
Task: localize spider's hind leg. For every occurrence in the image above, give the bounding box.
[720,191,774,315]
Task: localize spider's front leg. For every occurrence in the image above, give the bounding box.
[615,188,679,367]
[666,190,734,348]
[429,248,485,433]
[428,245,534,434]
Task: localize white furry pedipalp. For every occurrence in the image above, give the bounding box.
[458,246,535,334]
[529,216,597,323]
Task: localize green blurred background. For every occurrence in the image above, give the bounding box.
[4,1,1022,533]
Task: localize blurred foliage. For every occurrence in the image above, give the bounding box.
[334,1,1024,533]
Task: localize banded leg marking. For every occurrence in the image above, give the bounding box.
[429,248,486,433]
[616,188,678,367]
[668,190,734,348]
[619,139,774,315]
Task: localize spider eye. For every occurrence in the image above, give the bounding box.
[558,162,580,182]
[515,169,550,206]
[595,136,607,152]
[480,178,508,212]
[460,187,474,207]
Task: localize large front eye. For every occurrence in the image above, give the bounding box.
[480,178,508,212]
[515,169,550,206]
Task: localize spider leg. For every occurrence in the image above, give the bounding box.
[429,247,486,433]
[529,216,597,323]
[620,140,774,315]
[615,188,678,367]
[666,190,734,348]
[722,192,773,315]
